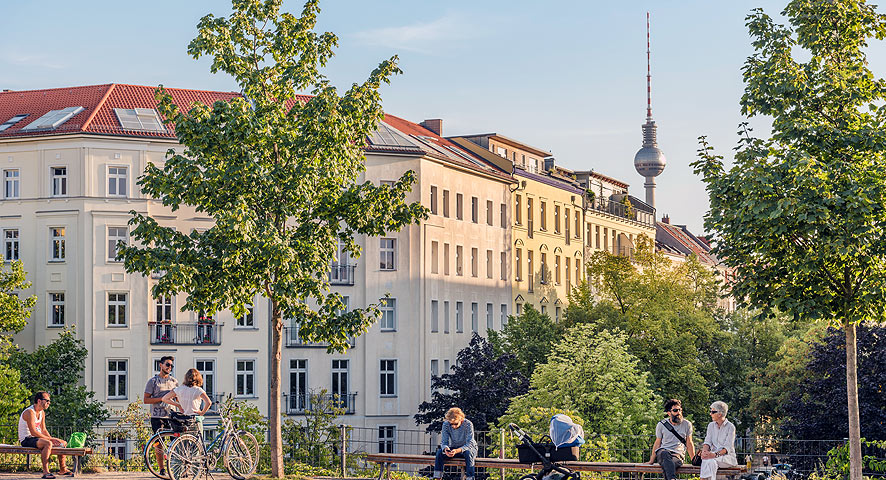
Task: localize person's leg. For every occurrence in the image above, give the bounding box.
[151,418,166,473]
[461,451,475,480]
[700,458,717,480]
[57,453,67,474]
[36,438,53,475]
[434,447,445,478]
[656,450,681,480]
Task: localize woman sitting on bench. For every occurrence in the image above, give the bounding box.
[435,407,478,480]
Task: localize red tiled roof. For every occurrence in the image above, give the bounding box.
[0,84,241,139]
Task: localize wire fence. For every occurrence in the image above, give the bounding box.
[0,423,880,479]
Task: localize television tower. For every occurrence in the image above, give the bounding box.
[633,12,666,211]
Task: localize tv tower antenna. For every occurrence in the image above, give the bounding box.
[634,12,667,211]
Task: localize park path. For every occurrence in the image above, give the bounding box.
[0,473,240,480]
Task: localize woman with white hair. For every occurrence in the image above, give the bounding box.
[699,401,737,480]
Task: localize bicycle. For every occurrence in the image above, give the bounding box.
[144,417,183,479]
[165,399,260,480]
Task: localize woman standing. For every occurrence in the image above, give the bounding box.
[699,401,738,480]
[162,368,212,436]
[434,407,478,480]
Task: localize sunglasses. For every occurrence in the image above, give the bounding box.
[670,408,682,413]
[710,410,719,414]
[163,363,174,367]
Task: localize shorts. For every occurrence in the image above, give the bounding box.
[21,436,39,448]
[151,418,172,433]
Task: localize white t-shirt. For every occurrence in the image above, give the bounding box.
[173,385,207,415]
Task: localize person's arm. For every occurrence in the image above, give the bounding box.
[455,421,475,453]
[144,379,162,406]
[162,391,182,411]
[197,391,212,416]
[649,437,662,463]
[440,423,451,451]
[687,434,695,459]
[24,410,48,440]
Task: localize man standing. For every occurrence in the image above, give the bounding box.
[144,356,178,476]
[19,391,71,479]
[648,399,695,480]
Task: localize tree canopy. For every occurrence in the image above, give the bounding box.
[692,1,886,477]
[0,261,36,437]
[488,304,561,379]
[118,0,425,474]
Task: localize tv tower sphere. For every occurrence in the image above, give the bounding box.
[634,12,666,210]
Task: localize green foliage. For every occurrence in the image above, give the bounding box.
[109,400,153,451]
[503,326,658,437]
[229,398,268,440]
[822,439,886,479]
[488,304,561,379]
[8,329,110,432]
[282,390,345,469]
[0,261,36,433]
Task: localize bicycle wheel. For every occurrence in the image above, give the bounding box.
[144,431,177,479]
[520,474,540,480]
[223,430,260,480]
[167,433,206,480]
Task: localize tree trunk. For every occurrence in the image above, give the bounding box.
[269,306,284,478]
[845,323,862,480]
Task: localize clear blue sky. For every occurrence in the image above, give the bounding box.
[4,0,885,233]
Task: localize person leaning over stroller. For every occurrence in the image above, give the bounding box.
[435,407,478,480]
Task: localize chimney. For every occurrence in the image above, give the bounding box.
[544,157,555,172]
[661,214,670,224]
[420,119,443,136]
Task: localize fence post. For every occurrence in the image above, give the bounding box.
[340,424,347,478]
[500,429,505,480]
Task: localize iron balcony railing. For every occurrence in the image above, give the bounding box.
[587,197,656,227]
[148,322,224,345]
[329,263,356,286]
[284,326,355,348]
[284,393,357,415]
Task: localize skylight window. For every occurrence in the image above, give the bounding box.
[21,107,84,131]
[0,114,29,132]
[114,108,166,132]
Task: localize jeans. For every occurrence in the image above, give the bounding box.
[656,449,683,480]
[435,447,475,479]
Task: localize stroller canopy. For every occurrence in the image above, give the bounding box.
[549,414,585,448]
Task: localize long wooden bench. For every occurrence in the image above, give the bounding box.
[0,445,93,477]
[366,453,747,480]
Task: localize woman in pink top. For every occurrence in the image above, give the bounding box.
[162,369,212,435]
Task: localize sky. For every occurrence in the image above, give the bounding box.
[3,0,886,233]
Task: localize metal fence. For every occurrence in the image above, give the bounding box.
[0,422,880,478]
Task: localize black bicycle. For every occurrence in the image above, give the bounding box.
[508,423,581,480]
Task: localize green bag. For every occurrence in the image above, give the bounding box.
[67,432,86,448]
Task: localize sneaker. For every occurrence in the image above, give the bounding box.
[159,469,166,477]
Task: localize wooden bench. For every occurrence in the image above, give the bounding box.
[366,453,747,480]
[0,445,93,477]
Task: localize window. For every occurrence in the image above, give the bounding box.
[107,359,128,400]
[486,200,494,226]
[501,203,507,228]
[515,195,522,224]
[456,193,463,220]
[555,255,561,284]
[456,245,463,276]
[486,303,494,330]
[528,251,534,292]
[4,229,18,261]
[575,259,581,284]
[22,107,84,131]
[565,209,570,241]
[0,114,28,132]
[541,305,547,315]
[443,190,450,218]
[541,253,548,284]
[4,169,19,199]
[566,258,572,292]
[430,359,439,394]
[379,180,395,187]
[443,243,450,275]
[289,359,308,411]
[379,359,397,396]
[430,186,438,215]
[500,252,507,280]
[378,426,396,453]
[108,166,128,197]
[444,359,450,374]
[556,306,562,322]
[431,300,439,333]
[155,295,173,323]
[380,298,396,331]
[486,250,493,279]
[516,303,523,315]
[108,226,128,261]
[49,292,65,327]
[236,360,256,397]
[471,247,478,277]
[50,167,67,197]
[444,301,450,334]
[501,304,508,328]
[496,146,507,157]
[431,241,439,274]
[50,227,65,261]
[237,304,254,327]
[471,196,478,223]
[379,238,396,270]
[196,359,215,398]
[332,359,349,402]
[515,248,522,281]
[456,302,463,333]
[540,201,547,230]
[554,205,561,233]
[113,108,165,131]
[527,198,534,234]
[575,211,581,237]
[471,302,478,333]
[108,292,127,326]
[596,226,601,249]
[107,435,127,460]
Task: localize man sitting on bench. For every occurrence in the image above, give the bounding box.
[19,391,71,479]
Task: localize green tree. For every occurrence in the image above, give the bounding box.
[503,326,659,437]
[282,390,345,470]
[691,1,886,476]
[488,304,561,379]
[9,329,110,433]
[118,1,425,475]
[0,261,37,435]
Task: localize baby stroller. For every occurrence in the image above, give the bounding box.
[509,416,583,480]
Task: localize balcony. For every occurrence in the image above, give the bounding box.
[284,326,355,348]
[149,322,224,345]
[284,393,357,415]
[587,197,656,227]
[329,263,356,286]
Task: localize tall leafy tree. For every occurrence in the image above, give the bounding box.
[692,1,886,477]
[488,304,561,379]
[415,333,528,434]
[0,261,35,436]
[118,0,425,474]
